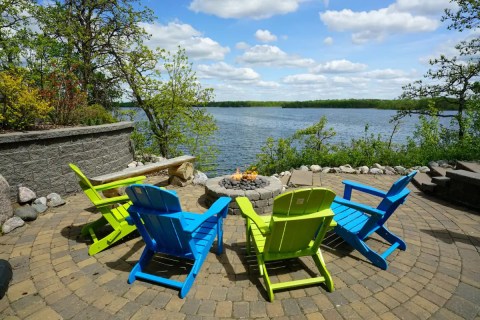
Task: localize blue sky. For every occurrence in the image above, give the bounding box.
[139,0,471,101]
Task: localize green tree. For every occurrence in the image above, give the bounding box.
[0,0,35,70]
[397,0,480,139]
[35,0,154,107]
[114,46,218,170]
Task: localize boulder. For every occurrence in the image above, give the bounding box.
[322,167,331,173]
[136,161,144,166]
[193,171,208,186]
[32,203,48,214]
[385,169,396,175]
[370,168,383,175]
[339,165,356,174]
[18,186,36,203]
[299,165,309,171]
[418,166,430,173]
[46,193,66,207]
[2,216,25,234]
[0,175,13,226]
[310,165,322,173]
[394,166,406,175]
[33,197,47,206]
[373,163,385,170]
[359,166,370,174]
[168,162,194,180]
[14,205,38,221]
[169,175,192,187]
[127,161,137,168]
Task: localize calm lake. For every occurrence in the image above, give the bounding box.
[134,107,455,176]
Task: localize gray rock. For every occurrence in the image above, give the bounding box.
[2,216,25,234]
[193,171,208,186]
[14,205,38,221]
[136,161,144,166]
[385,169,396,175]
[339,165,356,173]
[332,167,341,173]
[46,193,66,207]
[32,203,48,214]
[0,175,13,226]
[322,167,331,173]
[385,166,395,172]
[33,197,47,206]
[299,165,309,171]
[18,186,36,203]
[373,163,385,170]
[394,166,406,175]
[428,161,439,167]
[359,166,369,174]
[418,166,430,173]
[310,165,322,173]
[370,168,383,174]
[127,161,137,168]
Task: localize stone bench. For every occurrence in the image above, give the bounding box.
[90,155,196,184]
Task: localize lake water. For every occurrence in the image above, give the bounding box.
[133,107,455,176]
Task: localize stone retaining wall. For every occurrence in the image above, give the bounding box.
[0,122,135,199]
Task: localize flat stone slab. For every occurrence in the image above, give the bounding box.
[413,172,436,191]
[446,169,480,186]
[280,174,291,186]
[456,161,480,173]
[289,170,313,186]
[90,155,196,184]
[429,166,451,177]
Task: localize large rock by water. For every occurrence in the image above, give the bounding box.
[0,175,13,226]
[193,171,208,186]
[169,162,194,180]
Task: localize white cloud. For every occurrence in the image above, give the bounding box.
[188,0,303,19]
[255,29,277,43]
[197,62,260,81]
[311,59,367,73]
[237,45,315,67]
[392,0,456,16]
[283,74,327,84]
[320,6,439,44]
[323,37,333,45]
[140,21,229,60]
[363,69,408,79]
[235,41,251,50]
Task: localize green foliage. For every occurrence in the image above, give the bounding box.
[254,114,480,176]
[75,104,116,126]
[0,69,52,130]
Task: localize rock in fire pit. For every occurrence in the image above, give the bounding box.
[205,170,283,215]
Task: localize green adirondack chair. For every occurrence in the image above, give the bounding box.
[69,163,146,256]
[236,188,336,302]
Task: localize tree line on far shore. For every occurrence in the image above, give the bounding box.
[203,99,457,110]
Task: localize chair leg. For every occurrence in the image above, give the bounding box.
[258,256,274,302]
[312,249,334,292]
[216,217,224,255]
[81,216,108,236]
[87,223,137,256]
[129,247,154,284]
[337,229,388,270]
[376,226,407,251]
[180,258,203,298]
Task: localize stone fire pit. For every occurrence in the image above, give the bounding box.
[205,175,283,215]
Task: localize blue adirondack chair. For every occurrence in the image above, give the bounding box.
[331,171,417,270]
[125,184,231,298]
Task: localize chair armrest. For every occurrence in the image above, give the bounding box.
[236,197,270,235]
[94,195,131,207]
[184,197,231,233]
[93,176,147,191]
[333,196,385,217]
[342,180,387,200]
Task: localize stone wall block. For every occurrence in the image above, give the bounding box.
[0,122,134,199]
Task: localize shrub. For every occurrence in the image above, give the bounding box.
[0,69,51,130]
[74,104,116,125]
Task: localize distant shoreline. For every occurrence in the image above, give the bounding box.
[116,99,457,111]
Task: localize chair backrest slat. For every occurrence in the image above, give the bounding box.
[126,185,190,254]
[266,188,335,254]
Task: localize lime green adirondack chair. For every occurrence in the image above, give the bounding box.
[236,188,336,302]
[69,163,146,256]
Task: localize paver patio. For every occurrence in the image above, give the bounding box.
[1,173,479,319]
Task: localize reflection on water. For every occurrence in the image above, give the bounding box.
[132,107,455,176]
